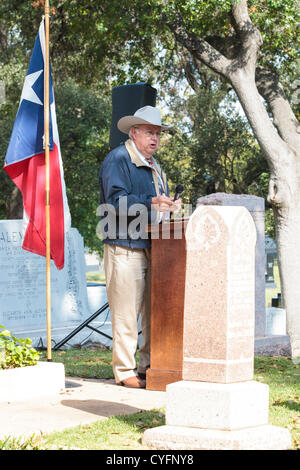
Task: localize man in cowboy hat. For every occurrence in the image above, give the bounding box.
[99,106,181,388]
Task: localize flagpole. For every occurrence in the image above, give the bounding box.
[44,0,52,362]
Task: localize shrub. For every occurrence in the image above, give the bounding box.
[0,326,39,369]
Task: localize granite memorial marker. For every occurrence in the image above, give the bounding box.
[143,205,291,450]
[197,193,266,337]
[0,219,91,344]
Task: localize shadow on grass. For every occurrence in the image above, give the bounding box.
[273,400,300,412]
[61,399,142,417]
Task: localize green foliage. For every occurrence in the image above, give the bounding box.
[248,0,300,76]
[0,5,112,253]
[0,60,27,218]
[188,91,264,195]
[0,73,110,253]
[54,79,111,254]
[157,84,276,235]
[0,325,39,369]
[1,0,297,244]
[1,1,298,95]
[0,117,15,219]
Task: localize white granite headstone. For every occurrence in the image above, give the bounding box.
[0,219,89,332]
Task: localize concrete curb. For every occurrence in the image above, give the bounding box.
[0,362,65,403]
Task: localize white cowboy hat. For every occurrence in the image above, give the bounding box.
[117,106,169,134]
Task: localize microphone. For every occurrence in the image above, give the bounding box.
[174,184,184,201]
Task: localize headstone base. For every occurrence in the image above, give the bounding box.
[166,381,269,430]
[142,424,291,450]
[255,334,291,356]
[142,379,291,450]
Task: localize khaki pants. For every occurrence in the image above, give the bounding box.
[104,244,151,383]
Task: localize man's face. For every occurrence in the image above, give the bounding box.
[131,124,161,160]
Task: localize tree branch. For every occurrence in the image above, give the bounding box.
[178,49,201,92]
[165,1,263,81]
[166,16,232,79]
[204,34,241,60]
[256,67,300,153]
[230,0,262,50]
[179,48,221,92]
[0,22,8,53]
[164,0,298,176]
[229,0,263,76]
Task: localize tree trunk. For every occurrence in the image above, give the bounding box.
[230,74,300,360]
[6,186,23,219]
[273,203,300,361]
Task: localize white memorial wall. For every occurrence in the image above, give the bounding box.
[0,219,110,347]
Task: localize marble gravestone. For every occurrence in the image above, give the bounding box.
[0,220,90,341]
[197,193,266,337]
[143,206,291,450]
[182,205,256,383]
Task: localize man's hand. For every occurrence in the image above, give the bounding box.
[172,198,182,213]
[152,194,182,213]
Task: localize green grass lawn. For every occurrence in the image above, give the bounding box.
[86,271,106,284]
[1,350,297,450]
[38,409,165,450]
[265,260,281,307]
[254,356,300,449]
[42,348,115,379]
[0,408,165,450]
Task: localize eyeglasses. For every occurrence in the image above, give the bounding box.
[134,127,161,139]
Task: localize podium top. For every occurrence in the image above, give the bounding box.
[147,217,189,237]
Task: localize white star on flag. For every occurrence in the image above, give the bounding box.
[19,69,43,107]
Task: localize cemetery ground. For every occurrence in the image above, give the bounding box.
[0,259,297,450]
[0,349,299,450]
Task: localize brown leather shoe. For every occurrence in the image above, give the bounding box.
[120,376,146,389]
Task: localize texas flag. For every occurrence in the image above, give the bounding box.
[4,20,71,270]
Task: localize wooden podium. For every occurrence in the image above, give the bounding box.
[146,218,188,391]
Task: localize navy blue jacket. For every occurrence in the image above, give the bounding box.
[99,141,168,249]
